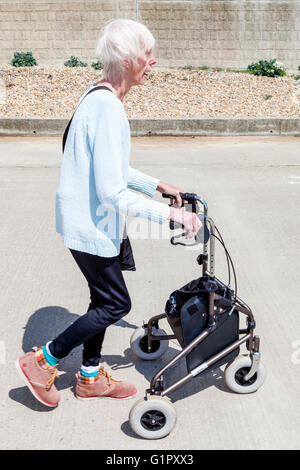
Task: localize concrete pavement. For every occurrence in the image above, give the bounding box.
[0,135,300,450]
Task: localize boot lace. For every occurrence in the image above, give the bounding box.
[31,346,59,391]
[46,367,59,391]
[98,366,118,386]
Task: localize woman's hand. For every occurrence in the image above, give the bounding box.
[156,181,184,206]
[168,206,202,240]
[157,181,201,239]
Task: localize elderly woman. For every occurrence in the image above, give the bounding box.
[16,19,200,407]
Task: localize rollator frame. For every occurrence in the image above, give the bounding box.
[142,195,261,398]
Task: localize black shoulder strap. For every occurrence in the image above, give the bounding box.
[62,85,112,153]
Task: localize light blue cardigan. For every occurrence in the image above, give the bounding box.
[56,85,170,257]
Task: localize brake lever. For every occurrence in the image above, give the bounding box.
[162,191,209,245]
[162,192,206,239]
[170,214,209,246]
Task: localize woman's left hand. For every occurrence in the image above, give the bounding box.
[157,181,185,206]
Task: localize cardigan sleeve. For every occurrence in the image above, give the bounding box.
[88,99,170,224]
[127,167,159,198]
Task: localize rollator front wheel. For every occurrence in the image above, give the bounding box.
[130,326,169,360]
[129,396,177,439]
[224,355,266,394]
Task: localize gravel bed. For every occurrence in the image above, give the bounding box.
[0,65,299,119]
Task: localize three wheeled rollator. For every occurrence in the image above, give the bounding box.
[128,192,266,440]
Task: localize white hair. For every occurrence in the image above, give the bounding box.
[95,19,155,83]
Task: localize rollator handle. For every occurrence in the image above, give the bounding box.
[162,193,183,229]
[162,193,209,244]
[162,192,198,206]
[162,192,198,230]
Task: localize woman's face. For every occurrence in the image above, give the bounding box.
[128,49,157,86]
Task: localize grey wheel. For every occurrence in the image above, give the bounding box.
[130,326,169,360]
[224,355,266,394]
[129,396,177,439]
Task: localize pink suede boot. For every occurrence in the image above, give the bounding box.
[76,366,138,401]
[15,347,60,407]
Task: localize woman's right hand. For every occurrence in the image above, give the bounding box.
[168,207,202,239]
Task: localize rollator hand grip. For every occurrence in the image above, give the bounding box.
[162,192,208,242]
[162,193,184,230]
[162,192,198,206]
[162,192,195,230]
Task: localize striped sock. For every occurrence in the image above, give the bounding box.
[79,364,100,385]
[35,342,59,369]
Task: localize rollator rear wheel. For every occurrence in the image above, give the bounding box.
[224,355,266,394]
[129,396,177,439]
[130,326,169,360]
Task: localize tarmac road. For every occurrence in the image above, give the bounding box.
[0,135,299,450]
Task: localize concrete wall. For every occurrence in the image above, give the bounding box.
[0,0,299,72]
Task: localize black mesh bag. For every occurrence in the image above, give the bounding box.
[165,276,240,374]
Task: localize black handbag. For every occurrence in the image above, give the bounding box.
[62,85,136,271]
[119,233,136,271]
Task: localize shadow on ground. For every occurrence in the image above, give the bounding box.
[10,305,231,416]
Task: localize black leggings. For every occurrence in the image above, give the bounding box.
[49,249,131,367]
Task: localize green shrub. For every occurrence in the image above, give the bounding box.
[11,51,37,67]
[64,56,87,67]
[295,66,300,82]
[91,61,103,70]
[247,59,286,77]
